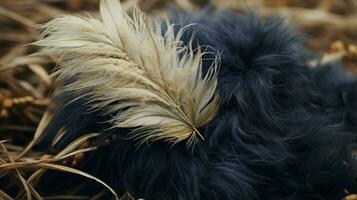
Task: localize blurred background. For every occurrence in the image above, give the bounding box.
[0,0,356,199]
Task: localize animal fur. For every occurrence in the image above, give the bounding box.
[37,0,357,199]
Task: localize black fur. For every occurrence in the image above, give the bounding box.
[39,10,357,200]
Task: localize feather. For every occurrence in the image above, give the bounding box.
[34,0,219,146]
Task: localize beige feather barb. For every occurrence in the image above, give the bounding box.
[34,0,219,146]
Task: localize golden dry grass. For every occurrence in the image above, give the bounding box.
[0,0,356,199]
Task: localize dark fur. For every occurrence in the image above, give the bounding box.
[39,10,357,200]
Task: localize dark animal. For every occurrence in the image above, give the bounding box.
[39,8,357,200]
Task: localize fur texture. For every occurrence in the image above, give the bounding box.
[39,6,357,200]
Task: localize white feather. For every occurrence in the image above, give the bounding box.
[35,0,219,145]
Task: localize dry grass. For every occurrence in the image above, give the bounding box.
[0,0,356,199]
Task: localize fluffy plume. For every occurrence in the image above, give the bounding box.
[34,0,219,145]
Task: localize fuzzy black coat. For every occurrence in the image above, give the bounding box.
[39,10,357,200]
